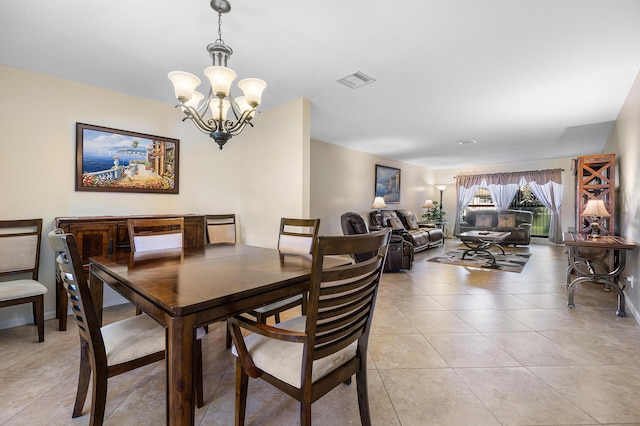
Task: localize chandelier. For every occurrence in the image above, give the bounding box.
[168,0,267,150]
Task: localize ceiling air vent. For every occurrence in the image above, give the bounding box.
[337,71,375,89]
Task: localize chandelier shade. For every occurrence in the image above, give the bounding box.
[168,0,266,150]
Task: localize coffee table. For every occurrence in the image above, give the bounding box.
[458,230,511,264]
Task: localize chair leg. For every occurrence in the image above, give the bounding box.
[73,343,91,418]
[355,368,372,426]
[274,313,281,323]
[195,339,204,408]
[235,362,248,426]
[300,400,312,426]
[34,295,45,342]
[89,359,108,426]
[225,326,232,349]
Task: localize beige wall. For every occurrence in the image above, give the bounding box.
[310,141,432,236]
[0,64,309,329]
[604,69,640,318]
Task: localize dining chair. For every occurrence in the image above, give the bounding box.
[48,229,205,425]
[127,217,184,313]
[250,218,320,321]
[0,218,47,342]
[127,217,208,407]
[206,214,236,244]
[224,218,320,349]
[127,217,184,252]
[228,229,390,425]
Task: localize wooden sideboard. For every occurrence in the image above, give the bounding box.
[54,214,206,330]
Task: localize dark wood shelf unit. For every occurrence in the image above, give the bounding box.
[54,214,206,330]
[575,154,615,235]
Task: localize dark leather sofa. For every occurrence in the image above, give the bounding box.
[368,209,444,253]
[341,212,413,271]
[459,209,533,246]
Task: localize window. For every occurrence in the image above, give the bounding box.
[463,185,550,237]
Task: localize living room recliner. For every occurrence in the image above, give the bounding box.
[341,212,413,271]
[368,210,444,253]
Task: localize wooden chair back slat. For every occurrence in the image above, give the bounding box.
[48,229,105,356]
[304,229,389,369]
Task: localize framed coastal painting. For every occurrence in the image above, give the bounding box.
[375,164,401,203]
[75,123,179,194]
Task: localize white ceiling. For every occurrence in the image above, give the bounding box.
[2,0,639,169]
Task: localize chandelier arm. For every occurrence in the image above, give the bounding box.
[196,87,215,116]
[227,91,242,121]
[178,105,214,133]
[222,110,254,135]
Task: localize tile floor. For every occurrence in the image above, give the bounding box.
[2,239,640,425]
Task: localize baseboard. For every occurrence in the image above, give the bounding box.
[623,289,640,325]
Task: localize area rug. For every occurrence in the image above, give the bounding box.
[427,248,532,273]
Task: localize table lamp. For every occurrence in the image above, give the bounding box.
[372,196,387,226]
[423,199,435,221]
[581,199,610,238]
[372,196,387,211]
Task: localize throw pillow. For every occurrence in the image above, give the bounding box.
[498,214,516,228]
[405,214,419,230]
[387,217,405,230]
[475,214,493,228]
[349,219,367,234]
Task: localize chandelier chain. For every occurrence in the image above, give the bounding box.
[217,11,223,43]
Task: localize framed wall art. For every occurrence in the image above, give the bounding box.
[375,164,401,203]
[76,123,179,194]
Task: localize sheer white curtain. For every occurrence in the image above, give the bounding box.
[525,169,563,243]
[487,183,520,211]
[455,175,483,235]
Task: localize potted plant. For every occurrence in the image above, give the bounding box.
[422,201,446,223]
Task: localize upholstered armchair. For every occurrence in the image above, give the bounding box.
[341,212,413,271]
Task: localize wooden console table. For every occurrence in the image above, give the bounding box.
[54,214,206,330]
[563,232,636,317]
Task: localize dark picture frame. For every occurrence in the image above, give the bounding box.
[75,123,179,194]
[375,164,401,203]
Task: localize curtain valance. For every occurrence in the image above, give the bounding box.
[456,169,562,188]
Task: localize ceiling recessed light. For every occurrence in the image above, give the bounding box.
[457,139,477,145]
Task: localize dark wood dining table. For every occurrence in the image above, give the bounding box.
[88,243,349,425]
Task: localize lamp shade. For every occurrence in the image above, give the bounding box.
[168,71,201,102]
[234,96,255,118]
[204,66,237,97]
[423,199,435,209]
[238,78,267,107]
[581,199,610,217]
[184,91,204,109]
[372,197,387,209]
[209,98,231,121]
[435,184,447,191]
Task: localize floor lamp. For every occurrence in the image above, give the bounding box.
[435,185,447,221]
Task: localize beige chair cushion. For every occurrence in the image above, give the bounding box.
[232,316,357,388]
[0,234,38,272]
[278,235,313,254]
[0,279,47,302]
[133,233,183,252]
[101,314,165,366]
